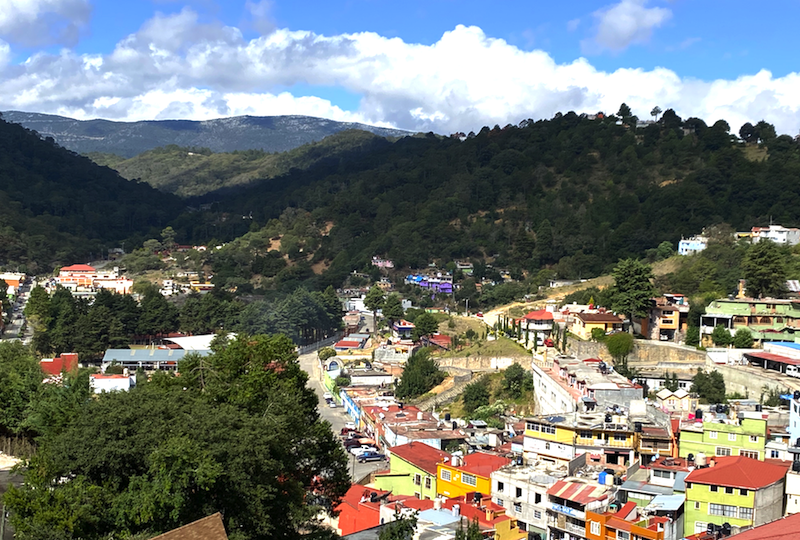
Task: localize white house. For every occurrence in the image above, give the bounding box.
[678,236,708,256]
[90,373,136,393]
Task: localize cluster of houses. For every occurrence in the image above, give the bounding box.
[679,223,800,256]
[44,264,134,297]
[332,342,800,540]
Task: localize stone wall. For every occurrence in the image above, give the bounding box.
[567,338,707,367]
[435,355,531,371]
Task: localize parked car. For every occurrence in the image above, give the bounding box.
[328,401,337,408]
[343,439,364,449]
[323,392,333,401]
[349,445,378,456]
[357,451,386,463]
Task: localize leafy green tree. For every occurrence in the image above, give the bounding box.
[379,508,418,540]
[651,106,662,121]
[501,363,532,399]
[383,293,405,326]
[318,347,337,361]
[733,327,754,349]
[137,283,179,336]
[742,241,787,298]
[663,372,680,392]
[0,342,43,435]
[685,326,700,347]
[455,518,483,540]
[691,368,726,403]
[591,328,607,342]
[739,122,756,143]
[711,325,733,346]
[606,332,637,379]
[462,378,490,413]
[656,241,674,260]
[617,103,632,119]
[611,259,657,333]
[412,313,439,341]
[395,349,445,399]
[7,334,349,540]
[364,286,386,332]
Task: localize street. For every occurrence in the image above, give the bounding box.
[298,351,388,483]
[1,280,32,345]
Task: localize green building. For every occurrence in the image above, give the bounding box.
[374,442,450,499]
[679,415,767,461]
[684,456,788,536]
[701,298,800,344]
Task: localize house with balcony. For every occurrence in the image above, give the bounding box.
[619,457,689,517]
[519,309,554,339]
[684,456,790,536]
[531,355,644,415]
[546,479,613,540]
[700,297,800,345]
[633,294,690,342]
[571,312,624,340]
[436,452,511,499]
[678,414,768,461]
[749,224,800,246]
[491,463,558,538]
[374,442,450,500]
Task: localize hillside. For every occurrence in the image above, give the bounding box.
[0,116,184,272]
[85,130,393,197]
[189,112,800,293]
[2,111,411,158]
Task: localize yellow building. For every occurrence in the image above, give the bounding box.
[570,312,624,340]
[436,452,511,499]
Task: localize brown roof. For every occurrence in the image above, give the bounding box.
[577,312,623,323]
[151,513,228,540]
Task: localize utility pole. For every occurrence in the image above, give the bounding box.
[465,298,469,316]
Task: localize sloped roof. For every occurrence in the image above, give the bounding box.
[61,264,95,272]
[524,309,553,321]
[150,513,228,540]
[723,512,800,540]
[576,312,623,323]
[685,456,790,489]
[389,442,451,475]
[457,452,511,478]
[547,480,611,504]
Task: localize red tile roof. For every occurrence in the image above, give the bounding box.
[151,513,228,540]
[746,351,800,366]
[720,512,800,540]
[685,456,790,489]
[389,442,451,475]
[576,312,624,323]
[60,264,95,272]
[546,480,611,505]
[456,452,511,478]
[523,309,554,321]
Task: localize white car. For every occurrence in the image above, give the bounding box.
[349,445,378,456]
[322,392,333,401]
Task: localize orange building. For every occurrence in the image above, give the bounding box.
[586,509,668,540]
[436,452,511,498]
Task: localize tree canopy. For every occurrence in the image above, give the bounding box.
[611,259,657,329]
[394,349,445,400]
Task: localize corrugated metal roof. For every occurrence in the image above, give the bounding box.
[546,479,610,504]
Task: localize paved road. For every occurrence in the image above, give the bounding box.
[1,281,32,344]
[298,351,388,483]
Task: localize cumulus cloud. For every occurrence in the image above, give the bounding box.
[1,11,800,136]
[0,39,10,69]
[245,0,275,35]
[585,0,671,53]
[0,0,91,47]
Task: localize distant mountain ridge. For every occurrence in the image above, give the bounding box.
[1,111,411,158]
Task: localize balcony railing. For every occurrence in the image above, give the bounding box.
[576,437,633,448]
[547,517,585,536]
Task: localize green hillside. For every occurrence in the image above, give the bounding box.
[87,129,392,197]
[189,111,800,293]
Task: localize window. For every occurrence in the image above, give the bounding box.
[617,532,630,540]
[580,430,593,439]
[497,481,504,492]
[709,503,737,517]
[496,498,504,506]
[516,487,523,498]
[590,521,601,535]
[414,474,421,486]
[535,493,542,504]
[771,450,780,458]
[740,489,748,496]
[709,431,718,439]
[614,434,627,441]
[462,473,477,487]
[653,470,672,479]
[728,433,737,441]
[519,521,527,532]
[694,501,701,510]
[695,522,708,534]
[716,447,732,456]
[710,485,718,492]
[541,424,556,435]
[533,510,542,520]
[425,477,431,489]
[414,492,421,499]
[441,470,451,481]
[545,443,551,450]
[739,507,753,521]
[526,422,539,431]
[749,435,759,443]
[514,502,522,512]
[725,487,734,495]
[740,450,759,459]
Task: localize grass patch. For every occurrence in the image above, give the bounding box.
[443,371,537,419]
[439,315,485,336]
[741,144,768,162]
[436,336,528,358]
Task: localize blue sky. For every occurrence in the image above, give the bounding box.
[1,0,799,134]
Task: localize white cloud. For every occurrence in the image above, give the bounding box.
[0,0,91,47]
[0,39,10,69]
[586,0,671,52]
[1,12,800,137]
[567,18,581,32]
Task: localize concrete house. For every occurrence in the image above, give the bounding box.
[678,414,768,461]
[374,442,450,500]
[571,312,624,340]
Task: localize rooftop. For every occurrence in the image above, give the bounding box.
[716,512,800,540]
[388,443,451,475]
[60,264,96,272]
[451,452,511,478]
[685,456,790,490]
[576,312,624,323]
[150,513,228,540]
[522,309,553,321]
[547,479,611,505]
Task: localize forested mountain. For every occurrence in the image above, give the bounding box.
[188,111,800,291]
[0,115,184,272]
[2,110,410,158]
[86,130,393,197]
